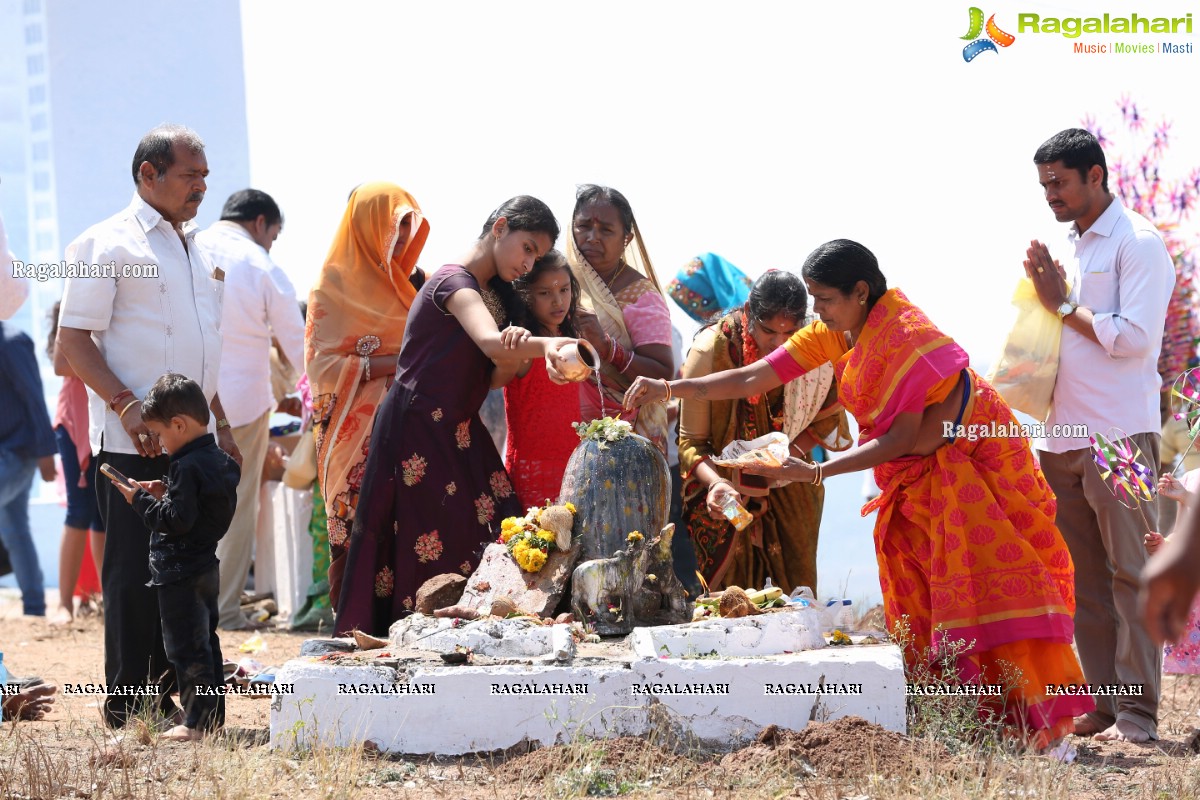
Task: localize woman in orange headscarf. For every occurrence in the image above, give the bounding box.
[305,183,429,609]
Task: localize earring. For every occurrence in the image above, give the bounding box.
[859,299,866,306]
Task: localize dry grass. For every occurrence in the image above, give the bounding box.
[4,605,1200,799]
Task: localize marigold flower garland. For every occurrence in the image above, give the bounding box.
[498,501,576,573]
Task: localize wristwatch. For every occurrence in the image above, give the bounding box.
[1056,301,1078,320]
[215,417,231,431]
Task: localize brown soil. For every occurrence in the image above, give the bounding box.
[719,716,943,781]
[497,735,703,782]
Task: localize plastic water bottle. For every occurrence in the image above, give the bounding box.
[822,598,853,631]
[718,493,753,531]
[0,652,9,686]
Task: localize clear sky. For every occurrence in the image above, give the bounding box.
[239,0,1200,606]
[241,0,1200,362]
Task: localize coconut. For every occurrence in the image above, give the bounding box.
[489,597,518,617]
[718,586,760,618]
[538,505,574,550]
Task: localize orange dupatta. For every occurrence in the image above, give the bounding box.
[305,183,429,551]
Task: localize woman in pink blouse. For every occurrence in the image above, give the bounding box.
[567,185,674,453]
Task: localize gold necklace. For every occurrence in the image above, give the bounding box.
[600,259,627,290]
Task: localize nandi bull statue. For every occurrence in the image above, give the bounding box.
[570,523,689,635]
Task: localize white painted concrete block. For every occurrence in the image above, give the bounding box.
[629,608,827,659]
[631,647,907,748]
[390,615,571,659]
[271,660,648,754]
[270,644,906,755]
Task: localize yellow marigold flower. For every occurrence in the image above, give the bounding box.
[537,528,557,543]
[500,527,517,544]
[522,548,548,572]
[512,539,530,558]
[626,530,644,542]
[565,502,577,514]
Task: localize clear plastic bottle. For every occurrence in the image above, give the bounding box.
[822,598,854,631]
[718,493,753,531]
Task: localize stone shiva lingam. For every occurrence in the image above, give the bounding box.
[559,416,686,635]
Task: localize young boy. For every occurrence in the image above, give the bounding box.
[108,373,240,742]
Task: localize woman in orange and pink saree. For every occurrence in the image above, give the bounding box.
[305,183,430,611]
[625,239,1093,749]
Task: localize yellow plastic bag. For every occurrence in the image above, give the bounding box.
[985,278,1065,422]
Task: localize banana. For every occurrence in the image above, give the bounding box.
[746,587,783,605]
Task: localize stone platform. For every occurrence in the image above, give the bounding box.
[271,609,905,755]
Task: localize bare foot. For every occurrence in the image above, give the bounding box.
[160,724,204,742]
[1094,719,1153,743]
[48,606,74,626]
[1072,715,1109,736]
[1,682,57,721]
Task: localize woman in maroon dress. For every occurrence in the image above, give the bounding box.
[336,197,576,635]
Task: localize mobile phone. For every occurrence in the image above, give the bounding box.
[100,463,135,488]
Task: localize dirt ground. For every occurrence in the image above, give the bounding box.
[3,590,1200,799]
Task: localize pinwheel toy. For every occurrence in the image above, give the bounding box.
[1170,367,1200,475]
[1090,428,1157,533]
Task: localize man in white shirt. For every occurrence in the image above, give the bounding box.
[57,125,242,731]
[1026,127,1174,743]
[0,213,29,320]
[196,189,305,630]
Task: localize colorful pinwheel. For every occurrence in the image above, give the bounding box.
[1170,368,1200,474]
[1090,428,1156,532]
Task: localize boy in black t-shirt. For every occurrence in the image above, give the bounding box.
[107,373,240,741]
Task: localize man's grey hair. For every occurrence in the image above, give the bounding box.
[131,124,205,185]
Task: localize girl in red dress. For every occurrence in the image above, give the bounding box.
[503,252,585,508]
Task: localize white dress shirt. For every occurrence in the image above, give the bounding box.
[196,221,305,428]
[59,194,224,455]
[0,213,29,320]
[1043,198,1174,453]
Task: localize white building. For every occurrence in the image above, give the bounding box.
[0,0,252,565]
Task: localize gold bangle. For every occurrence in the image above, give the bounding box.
[662,379,673,403]
[118,398,140,421]
[812,461,823,487]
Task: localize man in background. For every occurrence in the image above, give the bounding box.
[1026,127,1173,743]
[0,318,57,617]
[197,189,304,630]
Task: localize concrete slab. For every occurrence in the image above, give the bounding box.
[389,615,575,660]
[270,642,905,754]
[629,608,827,659]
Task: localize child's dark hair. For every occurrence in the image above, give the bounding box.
[513,250,579,338]
[141,373,210,426]
[746,270,808,325]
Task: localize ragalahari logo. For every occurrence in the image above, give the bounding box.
[961,7,1016,61]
